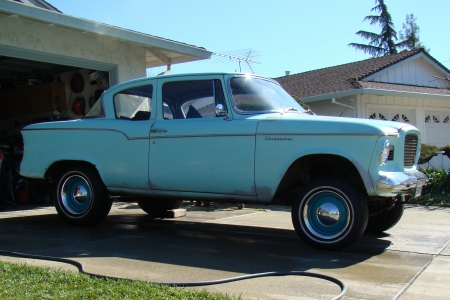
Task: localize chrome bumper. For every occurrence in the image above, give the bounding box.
[376,171,428,197]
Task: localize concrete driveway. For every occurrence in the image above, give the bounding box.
[0,202,449,299]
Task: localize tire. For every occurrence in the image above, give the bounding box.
[292,178,368,251]
[54,165,112,226]
[366,204,404,233]
[137,199,183,218]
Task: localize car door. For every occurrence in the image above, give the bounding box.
[149,76,257,195]
[96,81,155,189]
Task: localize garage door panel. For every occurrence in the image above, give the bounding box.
[424,111,450,147]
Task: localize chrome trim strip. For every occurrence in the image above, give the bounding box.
[22,128,390,140]
[149,132,390,139]
[257,133,395,137]
[22,128,149,140]
[150,133,255,139]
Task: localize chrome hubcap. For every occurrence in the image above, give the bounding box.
[303,190,351,240]
[317,203,340,226]
[61,175,92,215]
[73,185,88,203]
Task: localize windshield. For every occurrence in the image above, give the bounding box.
[230,76,305,114]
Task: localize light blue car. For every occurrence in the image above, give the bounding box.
[20,73,428,250]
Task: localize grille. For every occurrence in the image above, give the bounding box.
[404,134,418,167]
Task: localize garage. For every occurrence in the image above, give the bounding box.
[0,0,212,206]
[0,55,111,142]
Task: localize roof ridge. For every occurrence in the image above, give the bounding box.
[275,48,425,80]
[357,48,425,80]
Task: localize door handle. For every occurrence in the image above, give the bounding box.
[151,128,167,133]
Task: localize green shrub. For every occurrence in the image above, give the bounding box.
[418,144,450,164]
[419,144,439,164]
[420,167,450,194]
[410,167,450,207]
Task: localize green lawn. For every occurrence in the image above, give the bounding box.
[0,261,238,300]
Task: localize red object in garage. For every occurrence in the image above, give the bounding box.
[16,187,30,205]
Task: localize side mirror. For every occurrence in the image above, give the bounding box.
[215,104,226,116]
[215,104,232,121]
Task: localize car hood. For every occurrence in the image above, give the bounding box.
[250,113,411,136]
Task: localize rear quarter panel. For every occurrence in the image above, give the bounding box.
[20,119,151,189]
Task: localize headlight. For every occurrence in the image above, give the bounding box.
[379,139,390,166]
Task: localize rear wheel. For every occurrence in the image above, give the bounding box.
[292,178,368,251]
[366,204,404,233]
[54,165,112,226]
[137,199,183,218]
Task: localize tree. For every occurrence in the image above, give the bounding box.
[397,14,430,52]
[349,0,398,57]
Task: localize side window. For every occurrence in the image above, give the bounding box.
[114,85,152,120]
[162,79,226,120]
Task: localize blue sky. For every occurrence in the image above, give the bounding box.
[48,0,449,78]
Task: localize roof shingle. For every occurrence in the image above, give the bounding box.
[275,48,450,99]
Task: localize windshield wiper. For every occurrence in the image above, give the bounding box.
[283,107,299,113]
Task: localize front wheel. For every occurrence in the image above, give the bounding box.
[54,165,112,226]
[292,178,368,251]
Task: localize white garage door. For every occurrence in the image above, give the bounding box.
[368,109,413,124]
[424,111,450,147]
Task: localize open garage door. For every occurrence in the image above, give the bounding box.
[0,54,112,168]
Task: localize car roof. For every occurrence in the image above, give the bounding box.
[116,72,270,86]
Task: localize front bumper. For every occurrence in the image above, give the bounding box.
[376,171,428,197]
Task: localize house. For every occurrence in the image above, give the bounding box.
[276,48,450,147]
[0,0,212,134]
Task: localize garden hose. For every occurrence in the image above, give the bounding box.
[0,249,346,300]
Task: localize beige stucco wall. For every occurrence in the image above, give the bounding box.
[308,96,357,118]
[0,14,146,83]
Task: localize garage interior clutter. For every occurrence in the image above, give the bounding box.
[0,57,109,206]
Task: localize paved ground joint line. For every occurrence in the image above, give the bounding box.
[392,237,450,300]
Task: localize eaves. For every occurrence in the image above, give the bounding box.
[302,88,450,103]
[0,0,212,59]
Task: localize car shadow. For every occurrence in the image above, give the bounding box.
[0,207,392,276]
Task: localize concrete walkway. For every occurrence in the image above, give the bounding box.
[0,202,449,299]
